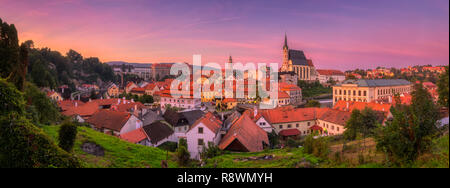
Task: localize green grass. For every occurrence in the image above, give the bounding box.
[42,125,178,168]
[203,148,322,168]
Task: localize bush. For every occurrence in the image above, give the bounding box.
[158,141,178,152]
[200,142,223,160]
[0,116,81,168]
[303,134,330,159]
[176,138,190,166]
[58,121,78,152]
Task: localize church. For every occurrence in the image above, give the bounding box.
[279,34,317,84]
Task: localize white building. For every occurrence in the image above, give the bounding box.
[185,112,222,159]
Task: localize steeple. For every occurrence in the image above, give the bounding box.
[283,33,288,50]
[228,55,232,64]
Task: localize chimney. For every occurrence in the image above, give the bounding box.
[388,96,392,103]
[131,99,134,103]
[89,98,92,102]
[62,87,64,93]
[254,106,258,118]
[118,99,121,104]
[75,102,78,107]
[346,102,349,110]
[134,104,137,112]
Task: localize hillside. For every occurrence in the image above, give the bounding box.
[42,125,178,168]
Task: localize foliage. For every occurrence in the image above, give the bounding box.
[176,138,190,166]
[268,130,280,148]
[0,78,25,117]
[302,134,330,158]
[375,83,439,165]
[305,100,321,107]
[344,108,380,141]
[297,80,332,98]
[0,116,81,168]
[200,142,223,160]
[437,66,449,107]
[157,141,178,152]
[23,82,61,124]
[58,121,78,152]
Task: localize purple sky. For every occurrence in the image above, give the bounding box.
[1,0,448,70]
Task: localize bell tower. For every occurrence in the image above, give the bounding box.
[281,33,291,72]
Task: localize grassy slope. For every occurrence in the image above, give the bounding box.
[203,148,322,168]
[42,125,178,168]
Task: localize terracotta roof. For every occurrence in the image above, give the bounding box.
[318,108,352,125]
[86,110,131,132]
[316,69,345,76]
[261,107,321,124]
[142,121,174,144]
[223,98,237,103]
[61,101,100,118]
[219,114,268,152]
[279,82,301,91]
[119,128,148,143]
[113,102,147,112]
[189,112,222,134]
[279,129,301,136]
[58,100,85,111]
[130,87,145,93]
[333,100,392,113]
[278,91,290,99]
[143,83,157,90]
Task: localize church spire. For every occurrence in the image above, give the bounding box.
[228,55,232,64]
[283,33,288,50]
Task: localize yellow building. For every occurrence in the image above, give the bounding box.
[107,83,119,97]
[47,91,63,101]
[332,79,412,106]
[280,34,317,82]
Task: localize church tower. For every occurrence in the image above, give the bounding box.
[281,33,292,72]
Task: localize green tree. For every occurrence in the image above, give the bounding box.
[23,83,60,124]
[437,66,449,107]
[305,100,321,107]
[58,121,78,152]
[375,83,439,165]
[176,138,190,166]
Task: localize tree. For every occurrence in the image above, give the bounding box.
[437,66,449,107]
[305,100,321,107]
[58,121,78,152]
[66,49,83,64]
[176,138,190,166]
[23,83,61,125]
[375,83,439,165]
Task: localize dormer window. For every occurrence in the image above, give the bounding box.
[198,127,203,134]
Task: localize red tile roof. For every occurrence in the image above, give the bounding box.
[317,109,352,125]
[189,112,222,134]
[86,110,131,132]
[333,100,391,113]
[278,91,290,99]
[316,69,345,76]
[279,129,301,136]
[119,128,148,143]
[219,114,268,152]
[261,107,322,124]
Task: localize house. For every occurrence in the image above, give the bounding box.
[159,89,202,111]
[316,69,346,84]
[130,87,146,96]
[279,82,302,104]
[333,100,392,119]
[141,121,176,147]
[60,101,100,121]
[106,83,119,97]
[86,109,143,136]
[262,107,322,138]
[125,82,138,93]
[219,98,238,109]
[143,83,159,95]
[243,107,273,133]
[315,109,352,135]
[47,91,63,101]
[141,110,164,127]
[219,114,269,152]
[277,91,291,106]
[163,109,204,139]
[185,112,222,159]
[119,128,149,145]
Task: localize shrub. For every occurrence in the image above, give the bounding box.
[58,121,78,152]
[303,134,330,159]
[176,138,190,166]
[0,116,81,168]
[158,141,178,152]
[200,142,222,160]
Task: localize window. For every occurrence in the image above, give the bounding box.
[307,122,310,126]
[287,124,292,128]
[332,126,334,130]
[353,90,356,96]
[198,139,204,146]
[296,124,299,128]
[364,91,367,96]
[344,90,346,95]
[198,127,203,134]
[279,125,283,129]
[358,91,361,96]
[337,127,340,131]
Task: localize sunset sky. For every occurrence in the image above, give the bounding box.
[1,0,448,70]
